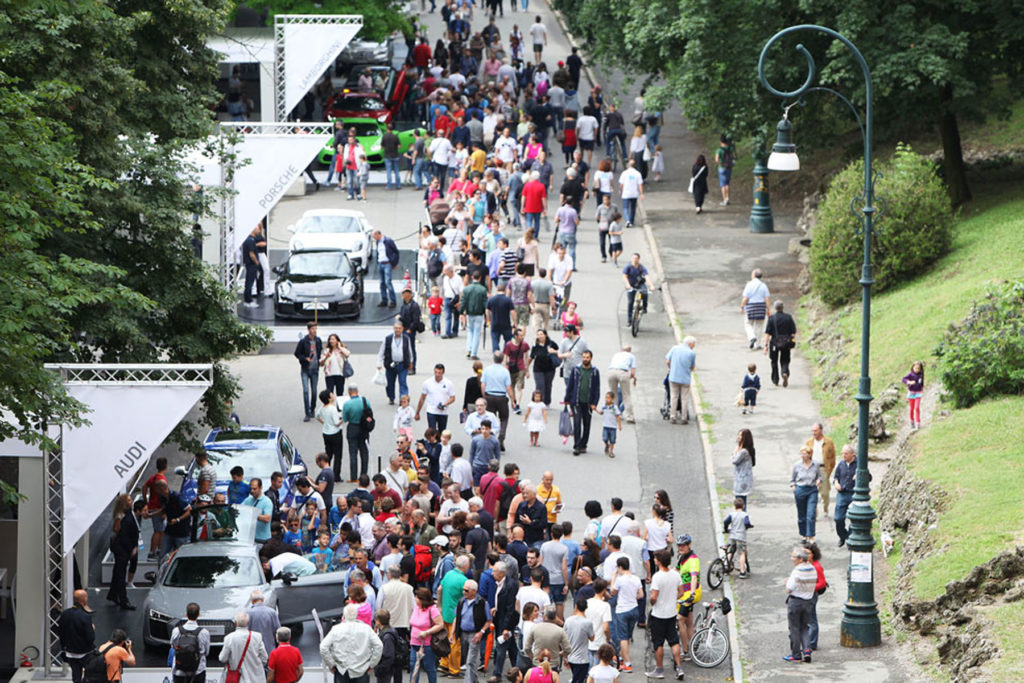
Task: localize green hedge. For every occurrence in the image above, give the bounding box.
[935,280,1024,408]
[810,144,955,307]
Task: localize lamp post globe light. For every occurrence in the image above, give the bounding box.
[758,25,882,648]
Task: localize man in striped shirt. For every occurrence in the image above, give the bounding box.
[740,268,771,350]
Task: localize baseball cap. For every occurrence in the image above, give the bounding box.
[430,536,449,547]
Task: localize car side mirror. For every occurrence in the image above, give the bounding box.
[174,466,188,477]
[273,265,285,276]
[288,463,306,477]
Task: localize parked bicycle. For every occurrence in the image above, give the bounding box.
[706,540,752,590]
[689,598,731,668]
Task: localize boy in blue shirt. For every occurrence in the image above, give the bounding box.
[227,466,249,504]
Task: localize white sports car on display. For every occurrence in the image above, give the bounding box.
[286,209,374,272]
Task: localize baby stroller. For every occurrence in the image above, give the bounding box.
[425,198,450,236]
[660,375,687,421]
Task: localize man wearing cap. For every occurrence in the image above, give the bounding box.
[399,287,424,374]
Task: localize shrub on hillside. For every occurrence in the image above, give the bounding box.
[810,144,955,307]
[934,280,1024,409]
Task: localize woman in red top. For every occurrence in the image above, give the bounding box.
[803,541,827,652]
[560,110,578,165]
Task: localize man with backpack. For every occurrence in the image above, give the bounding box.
[170,602,210,683]
[715,134,735,206]
[85,629,134,683]
[58,590,95,683]
[374,609,407,683]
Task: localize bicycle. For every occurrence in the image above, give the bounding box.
[689,598,731,669]
[706,540,751,590]
[629,287,646,337]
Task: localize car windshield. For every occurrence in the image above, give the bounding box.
[335,96,385,111]
[296,214,363,234]
[288,252,354,278]
[201,447,281,480]
[163,555,263,588]
[348,123,382,137]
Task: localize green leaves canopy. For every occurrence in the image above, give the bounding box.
[240,0,410,41]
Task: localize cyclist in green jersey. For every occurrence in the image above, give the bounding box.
[675,534,701,661]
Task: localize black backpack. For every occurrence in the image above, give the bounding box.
[385,628,410,670]
[82,644,115,683]
[360,397,375,434]
[497,479,519,521]
[427,250,444,279]
[174,628,202,673]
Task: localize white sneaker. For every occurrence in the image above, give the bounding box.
[242,301,258,308]
[646,669,664,679]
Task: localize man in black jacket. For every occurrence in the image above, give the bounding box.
[294,321,323,421]
[58,590,95,683]
[454,580,491,683]
[398,286,423,374]
[563,350,601,455]
[372,230,401,308]
[490,563,520,675]
[377,320,414,405]
[764,301,797,387]
[107,499,144,610]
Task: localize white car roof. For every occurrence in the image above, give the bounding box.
[300,209,369,220]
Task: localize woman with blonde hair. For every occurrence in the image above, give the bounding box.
[628,125,649,178]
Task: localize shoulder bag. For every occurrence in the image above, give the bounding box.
[224,632,252,683]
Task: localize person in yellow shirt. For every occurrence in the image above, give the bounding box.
[469,143,487,175]
[675,534,701,661]
[536,471,563,526]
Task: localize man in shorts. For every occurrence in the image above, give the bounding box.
[576,108,598,166]
[675,534,701,661]
[647,549,685,679]
[529,16,547,63]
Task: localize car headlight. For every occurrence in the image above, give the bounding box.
[277,282,294,301]
[149,609,173,622]
[370,141,382,152]
[377,114,388,123]
[341,282,356,298]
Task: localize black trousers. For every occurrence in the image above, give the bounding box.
[107,545,132,604]
[787,596,812,658]
[484,394,510,448]
[324,431,345,481]
[346,427,370,481]
[769,344,792,385]
[243,263,258,303]
[571,401,592,450]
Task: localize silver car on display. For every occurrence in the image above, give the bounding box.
[142,506,347,648]
[286,209,374,273]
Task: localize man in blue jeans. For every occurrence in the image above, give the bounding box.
[460,272,489,360]
[381,123,402,190]
[294,321,323,420]
[377,320,413,405]
[832,445,857,547]
[372,229,400,308]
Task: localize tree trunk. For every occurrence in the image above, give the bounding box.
[939,84,971,207]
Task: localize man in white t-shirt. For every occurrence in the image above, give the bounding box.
[515,567,551,621]
[546,243,574,299]
[437,484,471,534]
[647,550,684,679]
[429,130,453,192]
[609,556,644,672]
[494,128,518,164]
[528,18,547,63]
[618,160,645,227]
[576,110,598,165]
[584,579,612,667]
[416,363,457,431]
[599,498,627,547]
[740,268,771,349]
[599,534,631,580]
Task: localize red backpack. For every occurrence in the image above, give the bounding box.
[413,544,433,585]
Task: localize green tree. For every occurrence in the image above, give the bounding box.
[240,0,411,41]
[0,1,270,450]
[556,0,1024,205]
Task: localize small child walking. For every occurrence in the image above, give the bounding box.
[393,394,414,440]
[741,363,761,414]
[428,286,444,335]
[722,497,753,578]
[597,391,623,458]
[523,390,547,446]
[902,361,925,430]
[357,153,370,200]
[651,145,665,182]
[608,211,624,266]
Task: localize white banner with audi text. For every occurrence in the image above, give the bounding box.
[231,132,329,256]
[61,384,209,554]
[281,20,362,118]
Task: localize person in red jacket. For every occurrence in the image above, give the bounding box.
[520,170,547,236]
[412,38,432,72]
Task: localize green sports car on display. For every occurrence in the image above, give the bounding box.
[317,118,426,167]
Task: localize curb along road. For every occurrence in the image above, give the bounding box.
[543,2,744,680]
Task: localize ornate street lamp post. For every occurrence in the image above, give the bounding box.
[758,24,882,648]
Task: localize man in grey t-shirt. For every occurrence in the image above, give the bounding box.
[531,268,556,332]
[540,524,571,619]
[563,598,595,681]
[558,325,590,378]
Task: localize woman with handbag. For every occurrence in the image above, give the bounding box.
[628,126,648,179]
[689,154,709,213]
[321,334,353,397]
[528,329,559,406]
[410,587,446,683]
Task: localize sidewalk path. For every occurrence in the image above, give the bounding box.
[638,105,915,680]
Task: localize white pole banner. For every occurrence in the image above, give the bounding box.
[230,132,328,255]
[61,384,208,554]
[282,21,362,117]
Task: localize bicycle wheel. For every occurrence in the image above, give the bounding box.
[631,303,642,337]
[707,558,726,590]
[689,626,730,668]
[692,609,706,632]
